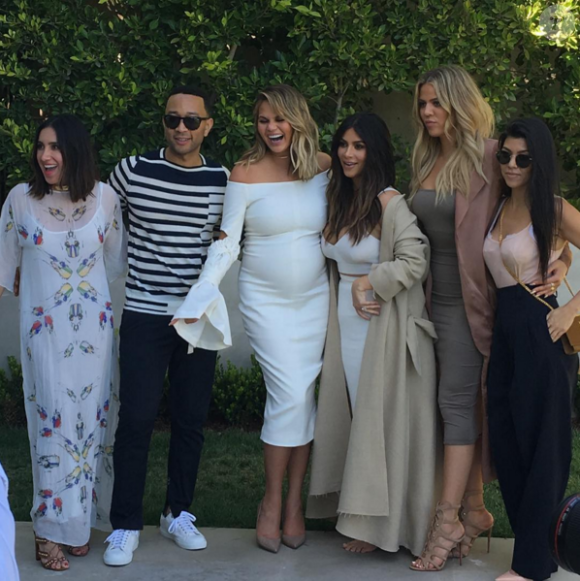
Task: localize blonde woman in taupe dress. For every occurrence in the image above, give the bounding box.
[408,66,571,572]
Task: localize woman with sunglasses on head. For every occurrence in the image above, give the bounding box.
[0,114,126,571]
[306,113,438,557]
[484,118,579,581]
[173,84,331,553]
[408,66,571,573]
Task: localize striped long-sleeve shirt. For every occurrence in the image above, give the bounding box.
[108,149,229,315]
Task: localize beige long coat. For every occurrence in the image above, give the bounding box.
[306,195,440,556]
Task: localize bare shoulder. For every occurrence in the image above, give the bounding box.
[560,197,579,222]
[378,188,401,211]
[317,152,331,172]
[229,163,254,184]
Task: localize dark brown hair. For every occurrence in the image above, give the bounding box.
[498,117,561,279]
[29,114,99,202]
[326,113,396,244]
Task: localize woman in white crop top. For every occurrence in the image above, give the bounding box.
[307,113,439,558]
[484,118,580,581]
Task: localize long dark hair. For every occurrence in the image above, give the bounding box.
[326,113,396,244]
[29,114,99,202]
[498,117,560,279]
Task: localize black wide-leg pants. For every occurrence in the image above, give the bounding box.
[110,309,217,530]
[487,285,577,581]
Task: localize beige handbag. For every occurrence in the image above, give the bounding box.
[498,207,580,355]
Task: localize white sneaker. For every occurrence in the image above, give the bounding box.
[160,511,207,550]
[103,529,140,566]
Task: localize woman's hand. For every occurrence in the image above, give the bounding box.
[169,318,199,326]
[352,275,381,321]
[547,303,576,342]
[532,258,567,298]
[13,267,20,297]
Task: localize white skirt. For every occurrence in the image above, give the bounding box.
[337,275,372,411]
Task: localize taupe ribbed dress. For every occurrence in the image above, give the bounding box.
[412,190,482,445]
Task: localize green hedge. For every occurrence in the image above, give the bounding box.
[1,0,579,202]
[0,354,268,429]
[2,354,580,429]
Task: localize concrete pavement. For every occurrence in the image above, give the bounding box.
[15,522,578,581]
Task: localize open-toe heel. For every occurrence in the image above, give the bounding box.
[67,542,91,557]
[34,534,69,571]
[451,490,494,559]
[409,502,464,572]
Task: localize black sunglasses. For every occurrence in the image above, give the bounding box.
[163,114,209,131]
[496,149,533,169]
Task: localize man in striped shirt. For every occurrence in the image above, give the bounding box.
[104,86,228,567]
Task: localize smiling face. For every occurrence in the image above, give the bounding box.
[256,101,294,155]
[164,93,213,160]
[500,136,532,192]
[37,127,65,187]
[418,83,449,139]
[337,128,367,184]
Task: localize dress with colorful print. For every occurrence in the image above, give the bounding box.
[0,182,126,546]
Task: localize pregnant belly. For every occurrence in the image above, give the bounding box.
[240,237,326,296]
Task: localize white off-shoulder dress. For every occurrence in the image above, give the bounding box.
[176,172,330,446]
[228,173,330,446]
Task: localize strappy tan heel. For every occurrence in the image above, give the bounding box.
[35,534,69,571]
[451,490,494,559]
[410,502,465,572]
[67,542,91,557]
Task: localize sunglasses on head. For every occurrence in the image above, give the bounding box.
[496,149,533,169]
[163,114,209,131]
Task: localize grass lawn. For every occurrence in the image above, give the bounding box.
[2,426,579,538]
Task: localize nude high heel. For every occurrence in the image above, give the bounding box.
[281,532,306,549]
[256,501,281,553]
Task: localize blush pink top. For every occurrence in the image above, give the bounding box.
[483,222,564,288]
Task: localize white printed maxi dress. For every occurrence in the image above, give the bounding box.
[0,182,126,546]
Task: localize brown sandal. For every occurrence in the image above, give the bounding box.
[451,490,494,559]
[67,542,91,557]
[409,502,465,572]
[34,535,69,571]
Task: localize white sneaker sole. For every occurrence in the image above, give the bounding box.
[103,539,139,566]
[160,527,207,550]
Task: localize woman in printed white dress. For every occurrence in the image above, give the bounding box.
[173,85,330,553]
[0,115,126,571]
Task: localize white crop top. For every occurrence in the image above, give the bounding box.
[322,233,380,275]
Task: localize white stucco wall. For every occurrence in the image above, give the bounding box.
[0,262,254,373]
[3,249,580,373]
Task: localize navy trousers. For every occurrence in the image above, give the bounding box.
[487,285,577,581]
[110,309,216,530]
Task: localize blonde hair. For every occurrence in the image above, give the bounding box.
[410,65,495,200]
[238,84,320,181]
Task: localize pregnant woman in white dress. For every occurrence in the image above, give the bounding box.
[307,113,438,558]
[0,115,126,571]
[173,85,330,552]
